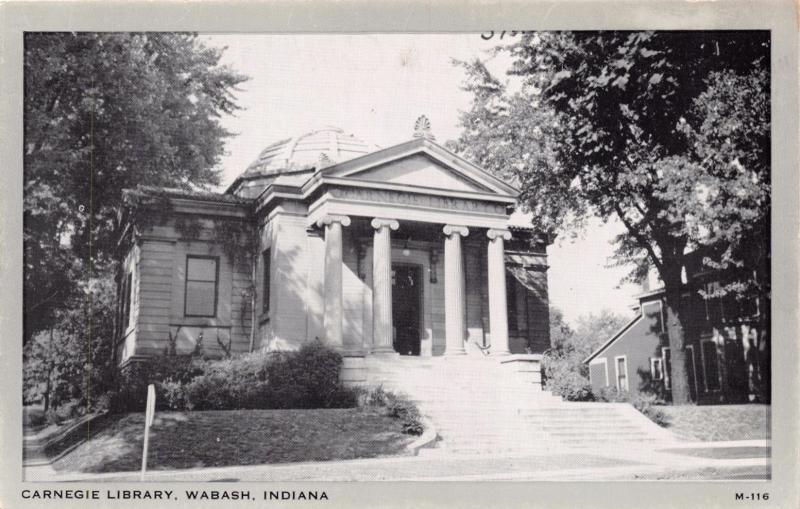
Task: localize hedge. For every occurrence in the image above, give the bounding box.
[112,339,357,412]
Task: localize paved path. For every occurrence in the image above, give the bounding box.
[26,440,769,482]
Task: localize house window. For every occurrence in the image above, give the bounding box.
[615,356,629,392]
[184,256,218,317]
[701,339,721,391]
[122,272,133,331]
[262,249,271,314]
[663,347,672,389]
[650,357,664,381]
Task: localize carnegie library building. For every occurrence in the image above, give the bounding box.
[115,120,552,383]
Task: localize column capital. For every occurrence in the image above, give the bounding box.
[487,228,512,241]
[370,218,399,231]
[316,214,351,228]
[443,224,469,237]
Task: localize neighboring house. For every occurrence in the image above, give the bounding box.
[115,120,551,382]
[584,254,769,404]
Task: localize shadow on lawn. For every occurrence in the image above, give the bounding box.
[53,409,414,474]
[52,414,147,473]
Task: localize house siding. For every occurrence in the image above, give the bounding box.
[125,216,253,361]
[587,300,668,398]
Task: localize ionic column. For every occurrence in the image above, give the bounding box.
[317,214,351,348]
[371,218,399,354]
[443,225,469,355]
[487,229,512,355]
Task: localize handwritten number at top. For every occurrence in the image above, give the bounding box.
[481,31,523,41]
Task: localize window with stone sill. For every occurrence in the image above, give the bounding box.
[184,255,219,318]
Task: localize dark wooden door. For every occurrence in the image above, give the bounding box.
[392,264,422,356]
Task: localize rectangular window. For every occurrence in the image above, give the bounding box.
[262,249,271,314]
[615,356,629,392]
[122,272,133,331]
[702,340,721,391]
[663,347,672,389]
[184,256,218,317]
[650,357,664,381]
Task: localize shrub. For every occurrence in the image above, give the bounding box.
[159,378,189,411]
[112,354,203,412]
[55,399,83,421]
[594,386,630,403]
[45,408,62,426]
[185,352,271,410]
[594,387,670,427]
[111,341,358,412]
[385,393,424,435]
[361,385,390,407]
[360,386,424,436]
[630,393,670,427]
[541,351,593,401]
[264,339,356,409]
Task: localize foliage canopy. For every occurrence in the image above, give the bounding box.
[452,31,770,403]
[24,32,247,344]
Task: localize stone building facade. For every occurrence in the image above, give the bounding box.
[116,124,551,381]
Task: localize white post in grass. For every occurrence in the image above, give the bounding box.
[141,384,156,481]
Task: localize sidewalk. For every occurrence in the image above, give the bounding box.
[26,440,770,482]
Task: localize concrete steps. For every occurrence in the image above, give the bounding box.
[360,354,679,454]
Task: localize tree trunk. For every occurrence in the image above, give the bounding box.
[43,327,55,412]
[663,287,692,405]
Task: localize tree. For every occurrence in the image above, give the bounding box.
[548,306,575,351]
[573,310,630,359]
[543,307,629,400]
[24,32,247,344]
[452,32,769,404]
[23,276,117,412]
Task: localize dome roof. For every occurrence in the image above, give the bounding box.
[241,126,377,178]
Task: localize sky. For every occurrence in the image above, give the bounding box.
[202,33,641,326]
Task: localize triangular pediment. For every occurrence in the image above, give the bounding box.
[348,153,494,193]
[321,139,519,198]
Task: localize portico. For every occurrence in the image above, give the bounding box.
[314,211,515,358]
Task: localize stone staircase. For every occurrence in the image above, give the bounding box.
[362,355,679,455]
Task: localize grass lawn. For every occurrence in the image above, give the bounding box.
[52,408,415,474]
[660,404,770,441]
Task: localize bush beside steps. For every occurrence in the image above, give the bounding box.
[112,339,423,436]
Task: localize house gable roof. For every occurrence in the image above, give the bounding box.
[582,299,666,364]
[582,314,642,365]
